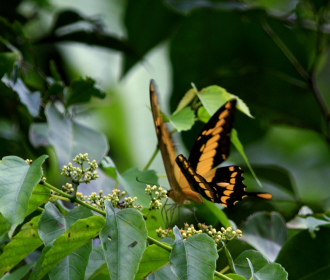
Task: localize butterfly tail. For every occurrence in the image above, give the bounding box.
[245,192,273,200]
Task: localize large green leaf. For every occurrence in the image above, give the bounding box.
[170,227,218,279]
[135,244,170,280]
[276,227,330,279]
[38,202,93,245]
[0,155,48,236]
[45,103,108,168]
[30,215,105,280]
[254,263,288,280]
[85,245,109,280]
[241,212,288,262]
[234,250,269,278]
[0,216,43,277]
[27,184,51,216]
[169,107,195,132]
[100,201,148,280]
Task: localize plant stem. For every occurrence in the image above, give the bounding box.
[214,270,233,280]
[143,146,159,171]
[147,236,172,252]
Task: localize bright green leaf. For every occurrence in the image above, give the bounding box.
[0,155,48,236]
[100,201,148,280]
[30,215,105,280]
[169,107,195,132]
[27,184,51,216]
[0,216,43,277]
[170,227,218,280]
[197,106,211,123]
[135,244,170,280]
[173,88,197,114]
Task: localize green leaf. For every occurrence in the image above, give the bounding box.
[38,202,93,245]
[197,85,253,118]
[0,155,48,236]
[30,215,105,280]
[29,123,50,148]
[234,250,269,278]
[27,184,51,216]
[135,244,170,280]
[100,201,148,280]
[254,263,288,280]
[2,263,35,280]
[224,274,246,280]
[120,168,159,208]
[241,212,288,262]
[170,227,218,279]
[101,156,118,180]
[2,76,41,117]
[203,200,231,228]
[0,216,43,277]
[123,0,181,74]
[45,103,108,168]
[173,88,197,114]
[0,213,10,237]
[197,106,211,123]
[85,245,109,280]
[231,129,262,188]
[0,52,20,78]
[66,77,106,107]
[169,107,195,132]
[276,227,330,279]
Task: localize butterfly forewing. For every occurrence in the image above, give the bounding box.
[188,100,237,176]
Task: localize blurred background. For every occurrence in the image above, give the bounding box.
[1,0,330,219]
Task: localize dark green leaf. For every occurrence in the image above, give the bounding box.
[85,245,109,280]
[0,52,20,78]
[1,263,35,280]
[100,201,148,280]
[66,77,106,107]
[241,212,288,262]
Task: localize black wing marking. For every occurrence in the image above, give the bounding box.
[188,100,237,176]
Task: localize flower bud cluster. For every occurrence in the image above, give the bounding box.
[156,227,173,238]
[26,159,33,164]
[76,189,143,211]
[145,185,167,211]
[156,223,242,245]
[61,153,99,184]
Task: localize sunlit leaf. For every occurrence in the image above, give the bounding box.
[169,107,195,132]
[30,215,105,280]
[27,184,51,216]
[135,244,170,280]
[0,216,43,277]
[173,88,197,114]
[100,201,148,280]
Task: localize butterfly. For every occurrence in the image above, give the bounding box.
[149,79,272,207]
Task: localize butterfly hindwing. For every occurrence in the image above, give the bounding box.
[176,154,272,207]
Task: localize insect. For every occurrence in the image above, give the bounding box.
[150,79,272,207]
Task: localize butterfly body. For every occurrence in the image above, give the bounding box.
[149,79,272,207]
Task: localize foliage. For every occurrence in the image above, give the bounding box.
[1,0,330,279]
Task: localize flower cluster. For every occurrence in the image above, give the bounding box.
[76,189,143,211]
[61,153,99,184]
[145,185,168,211]
[156,223,242,245]
[156,227,173,238]
[26,159,33,164]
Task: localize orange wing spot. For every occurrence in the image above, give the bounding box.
[217,182,229,187]
[212,126,224,135]
[203,141,218,153]
[231,171,238,177]
[199,149,217,162]
[229,166,235,171]
[196,162,213,175]
[224,184,234,190]
[220,110,230,119]
[224,190,233,196]
[257,193,273,199]
[207,134,221,144]
[230,178,237,184]
[199,144,206,152]
[221,196,229,203]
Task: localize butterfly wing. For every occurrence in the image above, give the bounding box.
[150,80,203,204]
[188,100,237,177]
[176,154,272,207]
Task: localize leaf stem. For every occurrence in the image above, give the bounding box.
[143,146,159,171]
[214,270,233,280]
[147,236,172,252]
